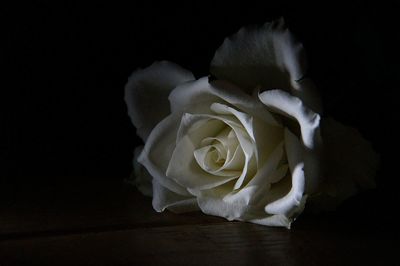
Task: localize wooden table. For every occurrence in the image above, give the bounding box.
[0,178,397,265]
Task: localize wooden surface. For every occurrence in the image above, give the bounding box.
[0,179,398,265]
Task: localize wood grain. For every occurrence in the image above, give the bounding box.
[0,179,398,265]
[1,221,396,266]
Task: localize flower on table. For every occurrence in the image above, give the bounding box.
[125,18,379,228]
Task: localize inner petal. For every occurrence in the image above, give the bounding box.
[223,145,245,171]
[194,145,242,177]
[169,110,260,191]
[205,147,225,168]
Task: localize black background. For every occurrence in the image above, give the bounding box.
[2,2,398,217]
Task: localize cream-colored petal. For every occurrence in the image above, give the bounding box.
[196,184,294,228]
[259,89,321,149]
[210,18,321,112]
[167,134,239,190]
[284,128,303,174]
[177,112,254,160]
[138,113,191,196]
[211,102,284,168]
[167,112,255,190]
[152,179,199,213]
[247,194,307,228]
[193,145,216,172]
[175,113,227,146]
[196,186,294,228]
[264,163,305,216]
[200,128,245,173]
[223,144,245,171]
[193,145,241,177]
[169,77,279,126]
[228,142,288,213]
[208,142,287,217]
[246,214,291,228]
[210,102,255,141]
[268,164,289,184]
[262,129,315,217]
[247,141,285,187]
[232,154,251,190]
[197,192,250,221]
[125,61,194,141]
[251,115,284,166]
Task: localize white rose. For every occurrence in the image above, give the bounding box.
[125,19,378,228]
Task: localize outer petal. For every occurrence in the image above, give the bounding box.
[247,214,291,228]
[264,130,305,216]
[152,179,199,213]
[196,183,300,228]
[259,89,321,194]
[138,113,191,196]
[195,183,253,222]
[125,61,194,141]
[259,89,321,149]
[211,18,321,112]
[244,195,307,228]
[169,77,279,126]
[308,118,379,211]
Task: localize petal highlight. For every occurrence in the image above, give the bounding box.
[259,89,321,150]
[210,18,321,112]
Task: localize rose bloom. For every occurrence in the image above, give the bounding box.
[125,19,378,228]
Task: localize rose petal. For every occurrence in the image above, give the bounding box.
[284,128,303,174]
[210,102,284,166]
[167,111,259,191]
[169,77,279,126]
[209,141,287,216]
[166,115,242,190]
[125,61,194,141]
[175,105,276,169]
[175,114,228,148]
[230,129,309,221]
[251,116,284,166]
[259,89,321,150]
[193,145,241,176]
[247,194,307,228]
[210,143,284,222]
[176,112,254,162]
[138,113,191,196]
[197,186,293,228]
[200,127,245,173]
[196,188,250,221]
[210,103,255,142]
[210,18,321,112]
[269,164,289,184]
[196,184,294,228]
[308,118,379,211]
[264,162,305,216]
[223,145,245,171]
[233,154,257,190]
[262,129,316,217]
[152,179,199,213]
[247,141,286,187]
[284,125,319,195]
[246,214,291,228]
